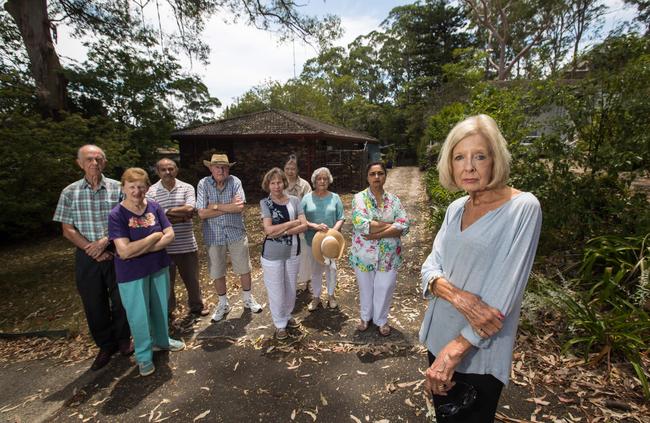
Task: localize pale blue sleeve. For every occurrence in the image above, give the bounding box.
[460,196,542,348]
[335,194,344,222]
[233,176,246,203]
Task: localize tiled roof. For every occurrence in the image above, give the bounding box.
[171,109,378,143]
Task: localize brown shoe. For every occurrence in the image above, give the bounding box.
[90,349,114,371]
[275,328,288,340]
[190,308,210,317]
[287,317,300,328]
[357,320,369,332]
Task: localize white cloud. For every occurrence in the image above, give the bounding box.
[199,13,385,109]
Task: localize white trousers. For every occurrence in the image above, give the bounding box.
[261,256,300,329]
[309,252,337,298]
[297,234,312,283]
[355,268,398,326]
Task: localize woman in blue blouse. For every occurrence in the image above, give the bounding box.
[420,115,542,421]
[301,167,344,311]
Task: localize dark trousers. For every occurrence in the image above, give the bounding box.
[428,351,503,423]
[75,249,130,350]
[168,251,204,314]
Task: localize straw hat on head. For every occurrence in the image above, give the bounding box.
[203,153,236,168]
[312,229,345,265]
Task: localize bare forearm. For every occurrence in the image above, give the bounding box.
[167,206,194,216]
[150,231,175,252]
[374,226,403,239]
[116,234,161,259]
[62,224,92,250]
[265,220,299,237]
[332,220,344,231]
[286,221,308,235]
[369,220,390,233]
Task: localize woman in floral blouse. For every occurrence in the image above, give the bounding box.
[350,162,410,336]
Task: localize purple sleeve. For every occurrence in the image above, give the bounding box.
[108,207,130,241]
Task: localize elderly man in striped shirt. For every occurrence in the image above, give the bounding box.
[147,158,208,319]
[197,154,263,322]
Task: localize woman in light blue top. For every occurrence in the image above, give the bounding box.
[301,167,344,311]
[420,115,542,422]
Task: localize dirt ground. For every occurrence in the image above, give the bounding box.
[0,167,648,422]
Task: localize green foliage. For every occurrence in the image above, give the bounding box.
[548,233,650,399]
[418,102,466,168]
[0,112,136,239]
[559,290,650,398]
[424,168,464,231]
[579,234,650,307]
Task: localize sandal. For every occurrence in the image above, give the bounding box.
[357,319,369,332]
[378,324,391,337]
[275,328,288,340]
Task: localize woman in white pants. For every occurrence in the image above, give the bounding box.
[350,162,410,336]
[260,168,308,339]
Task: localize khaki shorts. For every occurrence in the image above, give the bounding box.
[207,237,252,279]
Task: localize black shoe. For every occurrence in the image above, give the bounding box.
[118,339,134,356]
[90,349,114,371]
[190,308,210,317]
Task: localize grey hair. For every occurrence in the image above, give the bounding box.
[311,167,333,186]
[77,144,106,160]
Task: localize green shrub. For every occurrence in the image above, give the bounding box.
[424,168,464,231]
[554,233,650,399]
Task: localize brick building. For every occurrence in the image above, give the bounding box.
[171,109,380,199]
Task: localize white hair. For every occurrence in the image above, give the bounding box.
[77,144,106,160]
[311,167,333,186]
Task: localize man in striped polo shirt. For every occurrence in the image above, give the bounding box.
[147,158,208,318]
[53,144,132,371]
[197,154,263,322]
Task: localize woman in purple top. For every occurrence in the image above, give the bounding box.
[108,168,185,377]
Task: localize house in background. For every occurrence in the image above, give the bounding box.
[171,109,380,199]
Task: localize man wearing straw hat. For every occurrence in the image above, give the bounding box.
[197,154,263,322]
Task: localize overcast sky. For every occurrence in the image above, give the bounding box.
[56,0,637,112]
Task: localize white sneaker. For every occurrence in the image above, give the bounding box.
[243,296,263,313]
[211,303,231,322]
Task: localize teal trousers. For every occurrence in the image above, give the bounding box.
[118,267,171,364]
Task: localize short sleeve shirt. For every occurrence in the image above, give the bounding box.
[196,175,247,245]
[146,179,198,254]
[108,200,172,283]
[301,192,344,246]
[260,195,302,260]
[53,175,122,242]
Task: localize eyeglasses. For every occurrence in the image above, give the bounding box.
[436,382,478,418]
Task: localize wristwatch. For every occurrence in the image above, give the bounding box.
[212,203,219,211]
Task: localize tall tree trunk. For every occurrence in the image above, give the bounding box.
[5,0,68,118]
